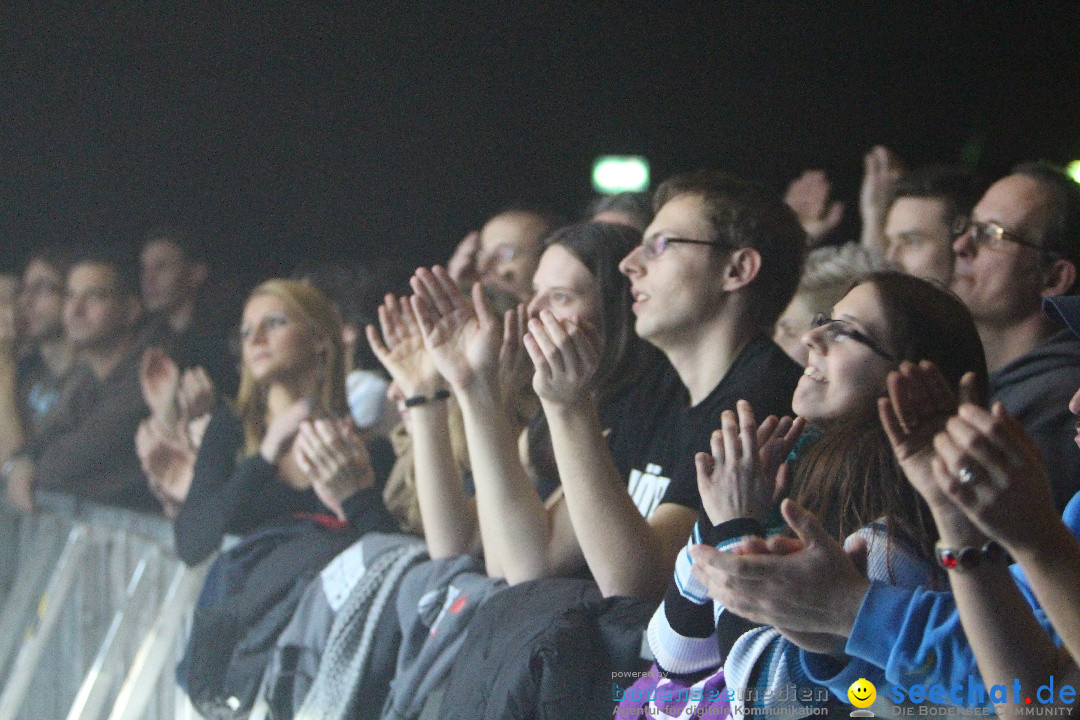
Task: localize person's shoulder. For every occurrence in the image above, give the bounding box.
[699,335,801,417]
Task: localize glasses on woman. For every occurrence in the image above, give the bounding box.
[810,314,897,363]
[950,218,1057,257]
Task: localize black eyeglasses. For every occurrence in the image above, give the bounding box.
[810,314,897,363]
[950,218,1057,258]
[637,235,736,261]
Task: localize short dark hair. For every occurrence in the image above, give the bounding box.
[143,226,206,263]
[890,165,982,230]
[1011,161,1080,293]
[653,171,807,328]
[69,247,140,298]
[587,192,653,231]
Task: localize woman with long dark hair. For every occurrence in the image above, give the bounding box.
[621,271,988,717]
[369,222,669,576]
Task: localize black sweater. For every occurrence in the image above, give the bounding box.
[173,405,398,565]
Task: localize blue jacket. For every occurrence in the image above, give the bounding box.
[802,490,1080,707]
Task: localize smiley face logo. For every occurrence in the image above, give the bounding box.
[847,678,876,709]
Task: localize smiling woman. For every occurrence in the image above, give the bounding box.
[620,271,989,718]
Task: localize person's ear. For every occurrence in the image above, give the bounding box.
[721,247,762,292]
[1041,258,1077,298]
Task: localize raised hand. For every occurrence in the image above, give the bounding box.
[878,361,976,510]
[367,293,446,397]
[294,418,374,522]
[178,366,216,420]
[522,309,601,407]
[135,418,195,518]
[784,170,844,246]
[446,230,482,288]
[410,266,501,392]
[497,303,533,405]
[139,347,181,429]
[859,145,904,255]
[696,400,804,524]
[930,401,1053,554]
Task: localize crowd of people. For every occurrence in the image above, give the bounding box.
[2,147,1080,719]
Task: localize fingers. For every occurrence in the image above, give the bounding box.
[736,400,758,455]
[695,451,717,492]
[932,427,984,494]
[410,267,456,316]
[957,371,979,406]
[366,323,391,364]
[409,295,436,341]
[377,294,400,347]
[780,499,829,547]
[755,414,781,450]
[526,316,566,375]
[720,409,740,469]
[471,281,496,327]
[878,395,905,452]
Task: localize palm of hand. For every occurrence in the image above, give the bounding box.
[425,307,498,389]
[386,334,441,395]
[142,356,180,420]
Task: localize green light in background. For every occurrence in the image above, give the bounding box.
[592,156,649,194]
[1067,160,1080,185]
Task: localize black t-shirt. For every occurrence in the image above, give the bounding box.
[626,334,803,516]
[525,353,681,503]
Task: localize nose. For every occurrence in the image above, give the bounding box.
[526,293,544,320]
[618,246,643,277]
[801,323,827,355]
[1070,385,1080,417]
[884,242,900,265]
[952,225,976,258]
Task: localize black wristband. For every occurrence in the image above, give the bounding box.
[936,540,1010,571]
[404,389,452,407]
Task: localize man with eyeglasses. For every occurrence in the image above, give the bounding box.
[532,171,806,599]
[4,250,157,513]
[949,162,1080,512]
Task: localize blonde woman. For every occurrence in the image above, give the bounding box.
[173,279,396,565]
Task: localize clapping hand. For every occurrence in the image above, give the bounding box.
[294,418,374,522]
[785,170,844,246]
[410,266,501,392]
[878,361,976,510]
[522,309,601,407]
[930,401,1053,554]
[367,293,446,397]
[696,400,805,524]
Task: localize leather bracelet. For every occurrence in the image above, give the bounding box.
[935,540,1009,571]
[403,389,451,408]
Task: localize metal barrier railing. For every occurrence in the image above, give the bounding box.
[0,492,210,720]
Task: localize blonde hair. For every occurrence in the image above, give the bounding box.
[235,279,348,454]
[794,242,879,316]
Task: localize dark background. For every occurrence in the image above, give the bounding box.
[2,1,1078,295]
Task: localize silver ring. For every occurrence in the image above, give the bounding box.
[958,466,977,486]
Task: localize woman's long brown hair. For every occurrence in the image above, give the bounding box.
[790,271,988,574]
